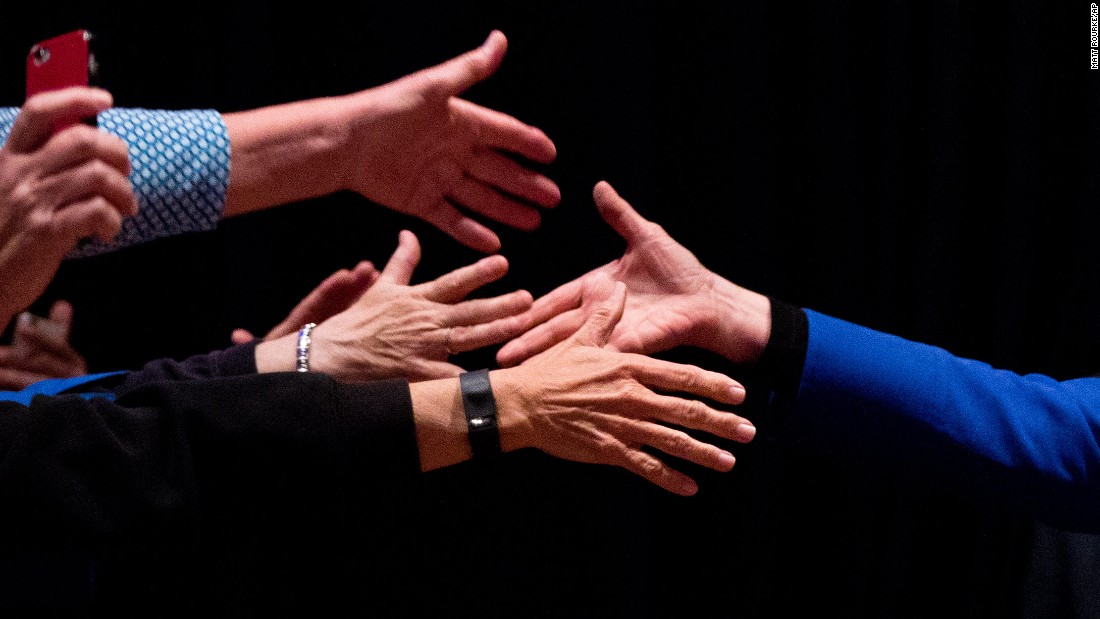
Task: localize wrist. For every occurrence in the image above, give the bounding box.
[703,277,772,364]
[487,368,532,453]
[254,333,297,373]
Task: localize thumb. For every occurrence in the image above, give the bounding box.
[230,328,256,345]
[9,87,113,153]
[421,30,506,97]
[379,230,422,284]
[573,280,627,348]
[47,299,75,338]
[593,180,653,247]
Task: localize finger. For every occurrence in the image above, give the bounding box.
[446,290,532,327]
[15,312,70,352]
[265,269,355,339]
[452,99,557,164]
[52,197,124,244]
[573,281,626,348]
[616,441,700,496]
[593,180,657,247]
[523,278,586,326]
[39,124,131,178]
[464,150,561,209]
[265,261,380,340]
[418,254,509,303]
[6,325,85,375]
[418,198,501,254]
[379,230,421,284]
[231,329,256,344]
[351,260,381,289]
[494,275,588,365]
[0,366,54,390]
[8,87,113,153]
[627,355,748,406]
[47,299,74,334]
[44,158,138,217]
[495,307,585,367]
[448,177,542,232]
[416,30,506,98]
[446,303,533,355]
[604,415,737,474]
[625,387,755,444]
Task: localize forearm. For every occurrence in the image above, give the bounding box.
[222,96,351,217]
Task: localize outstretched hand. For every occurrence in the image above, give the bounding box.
[498,181,769,367]
[340,30,560,253]
[257,229,533,382]
[492,276,755,496]
[231,261,381,344]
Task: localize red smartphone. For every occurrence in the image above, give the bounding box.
[25,29,99,129]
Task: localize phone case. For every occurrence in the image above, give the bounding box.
[26,29,98,98]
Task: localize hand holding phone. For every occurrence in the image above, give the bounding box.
[25,29,99,131]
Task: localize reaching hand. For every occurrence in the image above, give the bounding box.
[498,181,770,367]
[492,277,755,496]
[0,300,87,390]
[339,30,560,253]
[0,88,137,325]
[230,261,380,344]
[259,229,533,382]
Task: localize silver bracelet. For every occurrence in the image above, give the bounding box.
[296,323,317,372]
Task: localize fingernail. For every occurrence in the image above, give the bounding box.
[730,384,746,400]
[738,423,757,441]
[718,452,736,471]
[17,312,31,326]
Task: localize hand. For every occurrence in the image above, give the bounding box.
[0,87,137,325]
[338,30,560,253]
[497,181,771,367]
[0,300,87,389]
[257,229,533,382]
[230,261,380,344]
[492,277,755,496]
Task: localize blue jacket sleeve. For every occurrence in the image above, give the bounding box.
[775,309,1100,531]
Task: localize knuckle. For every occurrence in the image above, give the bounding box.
[679,399,707,424]
[671,366,697,390]
[609,380,639,403]
[664,433,691,457]
[27,208,54,233]
[645,220,669,238]
[63,128,98,157]
[635,455,663,478]
[10,180,38,213]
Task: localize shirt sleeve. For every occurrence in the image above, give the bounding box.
[110,341,259,397]
[0,106,230,258]
[0,372,418,540]
[768,308,1100,531]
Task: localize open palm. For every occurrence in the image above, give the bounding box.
[341,31,560,254]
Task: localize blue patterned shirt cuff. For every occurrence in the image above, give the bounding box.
[0,107,230,258]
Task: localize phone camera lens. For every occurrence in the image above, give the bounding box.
[31,45,50,66]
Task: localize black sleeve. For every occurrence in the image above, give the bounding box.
[112,341,260,397]
[755,297,809,397]
[0,371,417,541]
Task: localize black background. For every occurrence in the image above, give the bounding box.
[2,1,1098,617]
